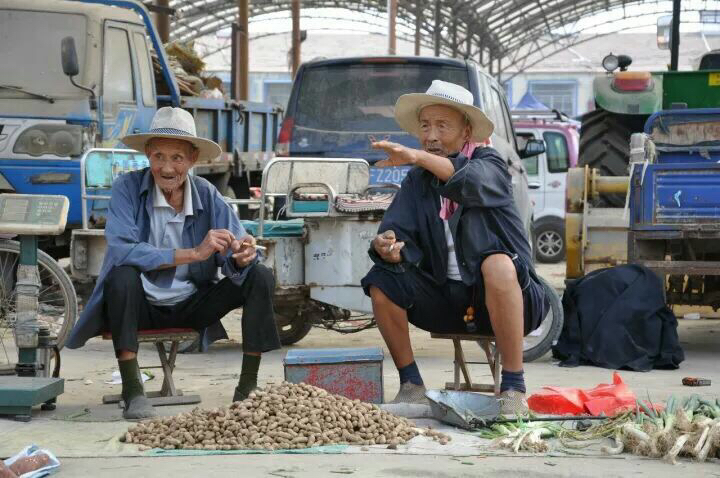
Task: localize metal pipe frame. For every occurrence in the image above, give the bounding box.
[165,0,720,75]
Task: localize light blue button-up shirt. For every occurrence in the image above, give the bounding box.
[141,180,197,305]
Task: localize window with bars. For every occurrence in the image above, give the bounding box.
[528,81,577,116]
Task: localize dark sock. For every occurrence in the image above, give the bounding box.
[500,369,526,393]
[398,361,424,386]
[119,358,144,402]
[234,354,261,400]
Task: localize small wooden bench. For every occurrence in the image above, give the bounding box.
[101,328,202,408]
[430,333,501,395]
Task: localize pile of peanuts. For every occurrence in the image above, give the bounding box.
[123,382,450,451]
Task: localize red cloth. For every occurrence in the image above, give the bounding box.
[527,372,638,416]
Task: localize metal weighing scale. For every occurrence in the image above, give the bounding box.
[0,194,69,421]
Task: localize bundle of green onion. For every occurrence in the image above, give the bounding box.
[475,395,720,464]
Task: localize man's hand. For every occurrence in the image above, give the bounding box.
[372,140,418,168]
[193,229,236,261]
[231,234,258,268]
[372,230,405,263]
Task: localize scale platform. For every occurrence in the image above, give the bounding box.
[0,376,64,421]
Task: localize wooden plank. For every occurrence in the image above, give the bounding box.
[444,382,495,393]
[103,390,186,404]
[118,394,201,408]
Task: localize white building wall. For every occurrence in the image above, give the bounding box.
[503,71,599,118]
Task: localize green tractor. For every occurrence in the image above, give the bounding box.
[579,51,720,205]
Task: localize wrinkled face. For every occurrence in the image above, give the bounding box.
[145,138,198,193]
[418,104,471,157]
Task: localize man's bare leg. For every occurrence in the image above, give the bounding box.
[481,254,529,415]
[369,286,426,403]
[369,286,414,368]
[481,254,525,372]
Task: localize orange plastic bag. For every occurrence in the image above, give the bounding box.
[528,372,637,416]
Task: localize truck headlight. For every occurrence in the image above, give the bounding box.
[14,124,83,157]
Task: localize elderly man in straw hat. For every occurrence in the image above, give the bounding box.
[362,80,549,415]
[66,107,281,419]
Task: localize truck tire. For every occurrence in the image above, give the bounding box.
[579,109,646,206]
[275,306,313,346]
[523,276,563,363]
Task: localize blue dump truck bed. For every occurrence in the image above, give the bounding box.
[629,109,720,230]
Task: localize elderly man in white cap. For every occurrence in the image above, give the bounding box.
[361,80,548,415]
[66,107,281,419]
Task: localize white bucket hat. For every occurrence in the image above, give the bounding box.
[121,107,222,162]
[394,80,494,142]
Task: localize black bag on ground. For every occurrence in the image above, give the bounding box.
[552,264,684,371]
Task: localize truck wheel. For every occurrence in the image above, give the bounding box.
[523,276,563,362]
[275,307,313,346]
[579,108,647,206]
[534,220,565,263]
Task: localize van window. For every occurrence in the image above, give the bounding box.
[487,89,508,141]
[543,131,569,173]
[103,27,135,115]
[294,63,469,133]
[133,32,155,107]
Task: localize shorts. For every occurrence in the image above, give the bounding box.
[361,254,547,336]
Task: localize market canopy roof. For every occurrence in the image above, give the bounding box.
[165,1,719,74]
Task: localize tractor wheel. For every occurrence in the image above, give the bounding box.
[579,109,647,206]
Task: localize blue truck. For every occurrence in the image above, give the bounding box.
[0,0,281,258]
[627,108,720,309]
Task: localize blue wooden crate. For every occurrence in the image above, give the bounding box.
[284,347,384,404]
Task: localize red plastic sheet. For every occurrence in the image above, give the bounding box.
[528,372,638,416]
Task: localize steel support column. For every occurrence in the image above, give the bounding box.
[388,0,398,55]
[451,18,458,57]
[292,0,301,75]
[434,0,441,56]
[155,0,170,43]
[231,0,249,100]
[670,0,681,71]
[415,0,422,56]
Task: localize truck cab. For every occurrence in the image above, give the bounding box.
[0,0,280,257]
[0,1,178,254]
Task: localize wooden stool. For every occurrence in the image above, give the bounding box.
[430,333,501,394]
[101,328,202,407]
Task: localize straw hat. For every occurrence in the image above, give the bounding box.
[394,80,494,142]
[121,107,222,162]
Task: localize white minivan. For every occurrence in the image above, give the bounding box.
[514,113,579,263]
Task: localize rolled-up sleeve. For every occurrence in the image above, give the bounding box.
[105,176,175,271]
[438,148,513,208]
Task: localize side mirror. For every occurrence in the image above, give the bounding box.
[61,36,79,77]
[519,139,545,159]
[657,15,672,50]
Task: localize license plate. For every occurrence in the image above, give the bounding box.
[369,166,410,186]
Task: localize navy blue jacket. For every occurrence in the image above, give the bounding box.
[370,146,537,287]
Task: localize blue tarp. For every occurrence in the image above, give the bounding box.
[514,92,550,111]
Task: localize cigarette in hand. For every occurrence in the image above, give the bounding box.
[242,241,267,251]
[388,244,395,252]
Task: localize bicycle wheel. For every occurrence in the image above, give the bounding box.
[0,240,78,363]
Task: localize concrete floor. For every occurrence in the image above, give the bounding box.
[2,262,720,476]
